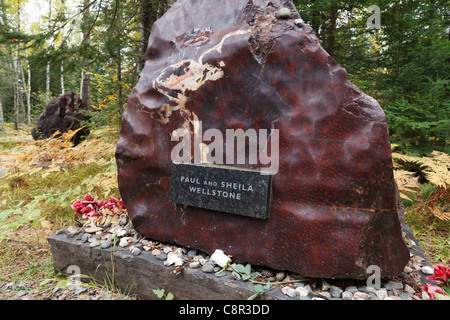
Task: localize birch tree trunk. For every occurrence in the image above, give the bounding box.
[26,52,31,123]
[80,0,90,109]
[0,95,4,131]
[61,59,65,95]
[46,0,52,101]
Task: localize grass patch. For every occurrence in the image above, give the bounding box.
[0,123,125,299]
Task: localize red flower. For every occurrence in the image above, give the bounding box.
[80,204,97,219]
[427,264,450,283]
[97,200,108,209]
[422,283,449,300]
[71,200,84,216]
[71,200,83,210]
[82,193,98,208]
[72,194,126,219]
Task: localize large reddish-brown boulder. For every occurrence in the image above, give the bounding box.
[32,91,89,145]
[116,0,410,279]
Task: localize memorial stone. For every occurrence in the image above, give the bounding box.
[116,0,410,279]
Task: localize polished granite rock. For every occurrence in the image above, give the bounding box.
[116,0,409,279]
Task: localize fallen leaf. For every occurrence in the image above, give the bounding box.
[40,220,53,229]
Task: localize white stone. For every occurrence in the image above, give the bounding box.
[342,291,353,300]
[89,240,100,247]
[404,284,415,296]
[189,261,201,269]
[117,229,127,237]
[376,288,388,300]
[295,287,309,297]
[166,249,183,266]
[131,247,141,256]
[281,286,290,295]
[277,7,291,19]
[352,292,371,300]
[210,249,231,268]
[119,237,131,247]
[318,291,332,300]
[284,287,298,298]
[422,292,430,300]
[321,281,330,291]
[421,266,434,275]
[163,246,173,254]
[345,286,358,293]
[294,18,304,26]
[67,226,81,235]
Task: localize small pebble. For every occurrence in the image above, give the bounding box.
[399,292,412,300]
[163,246,173,254]
[294,287,309,297]
[376,288,388,300]
[384,281,403,291]
[317,291,331,300]
[422,292,430,300]
[275,272,286,282]
[321,280,330,291]
[202,263,215,273]
[155,253,167,261]
[404,284,415,296]
[330,286,343,298]
[119,238,130,247]
[117,229,127,237]
[189,261,201,269]
[152,249,161,256]
[67,226,81,235]
[421,266,434,275]
[285,287,298,298]
[89,240,100,247]
[342,291,353,300]
[100,239,112,249]
[131,247,141,256]
[352,292,371,300]
[187,249,197,256]
[277,7,291,19]
[294,18,304,26]
[345,285,358,293]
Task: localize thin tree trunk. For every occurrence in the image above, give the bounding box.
[25,51,31,124]
[13,6,21,130]
[80,0,91,109]
[0,95,4,131]
[117,46,123,114]
[46,0,52,101]
[61,59,65,95]
[81,67,90,108]
[19,63,27,122]
[14,85,19,131]
[136,0,169,76]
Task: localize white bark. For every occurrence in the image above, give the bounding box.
[46,0,52,101]
[61,59,65,95]
[26,53,31,124]
[0,95,4,130]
